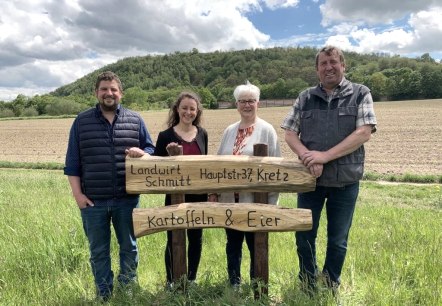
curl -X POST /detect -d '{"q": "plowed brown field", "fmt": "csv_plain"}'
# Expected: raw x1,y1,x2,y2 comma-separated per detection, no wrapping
1,99,441,175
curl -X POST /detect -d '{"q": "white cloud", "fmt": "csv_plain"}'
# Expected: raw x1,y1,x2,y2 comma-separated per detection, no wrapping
326,28,414,54
319,0,441,26
0,0,441,101
321,3,442,57
408,7,442,52
328,23,358,35
263,0,300,9
0,0,273,101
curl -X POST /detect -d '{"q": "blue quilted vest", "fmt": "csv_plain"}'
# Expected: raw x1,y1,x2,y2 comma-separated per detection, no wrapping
77,105,141,199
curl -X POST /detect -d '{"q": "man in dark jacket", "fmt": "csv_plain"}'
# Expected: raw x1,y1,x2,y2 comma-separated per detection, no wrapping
281,46,377,296
64,71,155,301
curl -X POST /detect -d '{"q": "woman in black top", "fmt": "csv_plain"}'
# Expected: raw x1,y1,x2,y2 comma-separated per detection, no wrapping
154,91,208,286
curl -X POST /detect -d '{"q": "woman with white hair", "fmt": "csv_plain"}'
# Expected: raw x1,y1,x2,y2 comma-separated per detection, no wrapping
210,81,281,287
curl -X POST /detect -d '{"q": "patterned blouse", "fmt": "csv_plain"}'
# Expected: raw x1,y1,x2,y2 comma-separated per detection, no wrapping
233,125,254,155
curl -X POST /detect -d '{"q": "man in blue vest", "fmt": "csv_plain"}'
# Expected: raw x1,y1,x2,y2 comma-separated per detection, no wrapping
281,46,377,296
64,71,155,301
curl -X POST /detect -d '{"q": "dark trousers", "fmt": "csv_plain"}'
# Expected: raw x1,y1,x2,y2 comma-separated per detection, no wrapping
165,229,202,283
296,182,359,287
225,228,255,285
164,193,206,283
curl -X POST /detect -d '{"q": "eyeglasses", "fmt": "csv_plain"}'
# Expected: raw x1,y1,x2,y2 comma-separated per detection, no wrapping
237,99,256,105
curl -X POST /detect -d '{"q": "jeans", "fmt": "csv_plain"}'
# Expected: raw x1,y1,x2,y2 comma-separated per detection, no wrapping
81,199,139,297
165,229,203,283
296,182,359,287
225,228,255,285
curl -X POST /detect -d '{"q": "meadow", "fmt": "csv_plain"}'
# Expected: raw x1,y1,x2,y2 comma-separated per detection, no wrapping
0,99,441,305
0,169,441,305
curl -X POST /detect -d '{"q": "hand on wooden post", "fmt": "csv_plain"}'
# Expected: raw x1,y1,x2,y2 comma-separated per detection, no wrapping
166,143,183,156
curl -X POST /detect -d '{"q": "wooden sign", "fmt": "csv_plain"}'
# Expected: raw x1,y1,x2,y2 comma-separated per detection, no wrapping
126,155,315,194
133,202,312,238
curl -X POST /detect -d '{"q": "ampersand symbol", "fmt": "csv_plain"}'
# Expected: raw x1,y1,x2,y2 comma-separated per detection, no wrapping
225,209,234,226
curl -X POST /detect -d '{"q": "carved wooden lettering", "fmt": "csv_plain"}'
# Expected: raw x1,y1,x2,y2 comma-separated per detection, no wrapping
126,155,315,194
133,202,312,238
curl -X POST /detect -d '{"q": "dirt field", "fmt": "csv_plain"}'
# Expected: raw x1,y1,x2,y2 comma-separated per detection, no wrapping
0,99,441,175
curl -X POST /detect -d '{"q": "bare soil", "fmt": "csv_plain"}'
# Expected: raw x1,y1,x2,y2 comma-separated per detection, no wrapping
1,99,441,175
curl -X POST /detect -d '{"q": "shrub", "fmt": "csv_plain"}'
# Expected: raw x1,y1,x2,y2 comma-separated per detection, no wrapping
0,109,15,118
45,100,84,116
21,107,39,117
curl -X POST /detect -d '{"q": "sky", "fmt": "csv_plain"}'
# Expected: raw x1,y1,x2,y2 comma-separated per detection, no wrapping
0,0,441,101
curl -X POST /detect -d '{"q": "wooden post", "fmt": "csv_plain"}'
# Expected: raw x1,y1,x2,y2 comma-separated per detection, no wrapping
168,146,187,285
126,149,316,294
253,143,269,299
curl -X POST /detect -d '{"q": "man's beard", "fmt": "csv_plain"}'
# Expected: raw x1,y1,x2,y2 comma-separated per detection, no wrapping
100,103,118,112
100,96,118,112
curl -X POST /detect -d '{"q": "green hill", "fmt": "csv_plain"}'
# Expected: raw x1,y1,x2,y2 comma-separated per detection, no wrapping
1,47,441,117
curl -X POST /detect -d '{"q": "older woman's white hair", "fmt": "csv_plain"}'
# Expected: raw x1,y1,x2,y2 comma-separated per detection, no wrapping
233,80,260,102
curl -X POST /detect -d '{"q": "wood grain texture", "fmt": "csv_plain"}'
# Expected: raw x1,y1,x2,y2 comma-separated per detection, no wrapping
126,155,316,194
133,203,312,238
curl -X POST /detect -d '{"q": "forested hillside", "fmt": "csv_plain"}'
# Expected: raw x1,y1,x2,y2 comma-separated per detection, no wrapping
1,47,441,118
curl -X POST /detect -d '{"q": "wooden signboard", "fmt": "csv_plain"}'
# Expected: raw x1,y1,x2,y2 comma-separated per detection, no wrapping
126,155,315,194
127,148,315,297
133,202,312,237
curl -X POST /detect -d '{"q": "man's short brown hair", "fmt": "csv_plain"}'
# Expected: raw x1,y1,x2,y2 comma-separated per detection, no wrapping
95,71,123,92
315,46,345,69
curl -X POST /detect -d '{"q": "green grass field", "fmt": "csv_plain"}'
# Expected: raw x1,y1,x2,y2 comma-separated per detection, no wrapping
0,169,441,305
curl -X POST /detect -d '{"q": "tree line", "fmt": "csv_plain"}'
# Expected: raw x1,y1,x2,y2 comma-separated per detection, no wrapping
1,47,441,118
